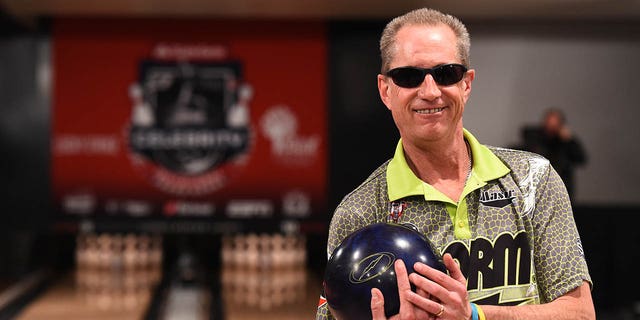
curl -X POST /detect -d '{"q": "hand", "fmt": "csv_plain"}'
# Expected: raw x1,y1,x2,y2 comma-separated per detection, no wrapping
406,254,472,319
371,259,434,320
559,125,572,141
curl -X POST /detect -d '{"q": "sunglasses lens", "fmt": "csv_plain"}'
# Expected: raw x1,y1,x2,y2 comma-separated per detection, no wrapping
387,64,467,88
433,64,467,86
388,68,426,88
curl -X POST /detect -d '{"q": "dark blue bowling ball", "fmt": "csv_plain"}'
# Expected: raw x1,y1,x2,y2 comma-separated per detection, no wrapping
323,223,446,320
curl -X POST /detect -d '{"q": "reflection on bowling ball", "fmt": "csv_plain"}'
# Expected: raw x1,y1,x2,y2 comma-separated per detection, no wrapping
323,223,447,320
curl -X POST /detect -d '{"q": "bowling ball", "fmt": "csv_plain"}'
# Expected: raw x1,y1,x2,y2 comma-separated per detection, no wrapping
323,223,446,320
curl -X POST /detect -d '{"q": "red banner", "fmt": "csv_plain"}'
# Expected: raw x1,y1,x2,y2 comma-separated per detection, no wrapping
52,18,327,220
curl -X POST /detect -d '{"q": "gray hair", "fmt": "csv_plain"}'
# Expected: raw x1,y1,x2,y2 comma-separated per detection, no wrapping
380,8,471,73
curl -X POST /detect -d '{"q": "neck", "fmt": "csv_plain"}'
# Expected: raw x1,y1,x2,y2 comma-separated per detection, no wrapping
402,129,471,190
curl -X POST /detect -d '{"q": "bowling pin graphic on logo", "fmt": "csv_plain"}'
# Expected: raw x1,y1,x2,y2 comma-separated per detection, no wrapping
127,45,254,196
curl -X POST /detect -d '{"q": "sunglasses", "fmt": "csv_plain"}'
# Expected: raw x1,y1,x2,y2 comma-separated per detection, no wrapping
385,64,468,88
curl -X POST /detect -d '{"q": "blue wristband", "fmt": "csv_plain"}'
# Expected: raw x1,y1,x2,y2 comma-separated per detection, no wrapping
470,303,479,320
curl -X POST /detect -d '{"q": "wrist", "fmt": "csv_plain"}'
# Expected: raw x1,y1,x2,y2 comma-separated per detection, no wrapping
470,303,479,320
476,304,486,320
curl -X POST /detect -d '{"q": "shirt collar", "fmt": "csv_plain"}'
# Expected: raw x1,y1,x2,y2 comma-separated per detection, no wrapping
386,129,510,202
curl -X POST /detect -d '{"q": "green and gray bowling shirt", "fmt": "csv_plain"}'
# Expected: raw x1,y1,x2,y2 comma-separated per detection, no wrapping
316,129,591,319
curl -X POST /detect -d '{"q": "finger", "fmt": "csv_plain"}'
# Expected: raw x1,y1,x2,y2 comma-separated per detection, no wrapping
413,288,433,319
412,255,471,319
413,258,465,292
394,260,416,318
407,292,443,319
404,290,444,317
409,268,464,307
371,288,387,320
411,263,452,292
395,259,411,294
443,253,467,285
416,287,430,299
397,260,435,319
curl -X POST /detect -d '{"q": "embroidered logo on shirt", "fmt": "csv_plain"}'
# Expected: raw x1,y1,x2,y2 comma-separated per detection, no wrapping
479,190,515,208
317,294,327,308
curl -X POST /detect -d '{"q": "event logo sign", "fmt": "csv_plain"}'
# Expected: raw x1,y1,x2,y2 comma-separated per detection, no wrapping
128,59,252,195
51,19,327,219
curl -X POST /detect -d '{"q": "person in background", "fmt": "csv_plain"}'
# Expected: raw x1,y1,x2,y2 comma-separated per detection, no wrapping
521,108,587,199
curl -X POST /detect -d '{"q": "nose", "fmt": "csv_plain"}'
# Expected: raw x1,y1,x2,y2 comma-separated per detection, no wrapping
417,74,441,100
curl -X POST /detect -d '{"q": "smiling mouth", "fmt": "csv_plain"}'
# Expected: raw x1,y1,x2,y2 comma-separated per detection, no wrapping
414,107,444,114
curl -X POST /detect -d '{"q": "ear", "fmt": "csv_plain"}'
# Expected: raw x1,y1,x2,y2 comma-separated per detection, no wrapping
461,69,475,103
377,74,393,111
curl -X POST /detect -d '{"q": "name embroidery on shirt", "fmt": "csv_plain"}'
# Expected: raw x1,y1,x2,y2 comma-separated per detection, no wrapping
479,190,515,208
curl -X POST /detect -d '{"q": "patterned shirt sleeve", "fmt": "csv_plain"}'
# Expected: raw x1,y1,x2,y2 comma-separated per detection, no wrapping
316,296,334,320
531,161,592,302
315,205,367,320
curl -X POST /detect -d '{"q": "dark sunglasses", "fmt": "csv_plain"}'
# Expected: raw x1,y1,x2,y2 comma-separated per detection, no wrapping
385,64,468,88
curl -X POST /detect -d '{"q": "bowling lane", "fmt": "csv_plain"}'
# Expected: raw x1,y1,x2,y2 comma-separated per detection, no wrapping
9,232,324,320
8,267,323,320
15,273,152,320
222,269,322,320
220,233,323,320
15,233,163,320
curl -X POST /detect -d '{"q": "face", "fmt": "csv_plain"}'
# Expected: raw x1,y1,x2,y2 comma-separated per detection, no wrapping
378,24,475,146
543,112,563,135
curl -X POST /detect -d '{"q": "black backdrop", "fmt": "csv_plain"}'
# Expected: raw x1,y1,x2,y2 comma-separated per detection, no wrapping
328,20,398,209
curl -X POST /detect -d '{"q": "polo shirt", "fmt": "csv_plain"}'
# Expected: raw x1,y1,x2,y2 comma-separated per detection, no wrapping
316,129,591,320
387,129,510,240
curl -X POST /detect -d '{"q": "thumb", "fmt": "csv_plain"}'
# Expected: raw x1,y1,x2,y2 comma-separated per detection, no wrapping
371,288,387,320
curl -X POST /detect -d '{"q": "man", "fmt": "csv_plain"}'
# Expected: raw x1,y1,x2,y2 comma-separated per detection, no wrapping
316,8,594,320
521,109,588,200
